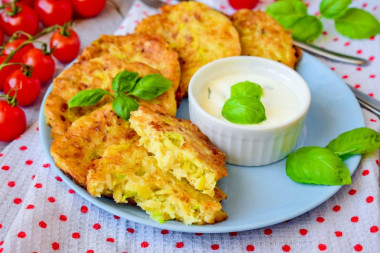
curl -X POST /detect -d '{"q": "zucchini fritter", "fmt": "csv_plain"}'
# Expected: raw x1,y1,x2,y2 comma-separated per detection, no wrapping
50,103,136,187
231,9,300,69
87,142,227,225
135,1,241,100
129,105,228,197
44,57,176,138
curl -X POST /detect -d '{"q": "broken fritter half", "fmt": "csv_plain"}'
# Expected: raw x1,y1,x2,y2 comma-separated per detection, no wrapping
50,103,136,187
129,105,228,197
231,9,301,69
135,1,241,100
44,57,176,138
87,141,227,225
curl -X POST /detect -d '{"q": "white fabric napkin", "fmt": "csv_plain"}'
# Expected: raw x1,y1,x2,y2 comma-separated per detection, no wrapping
1,0,379,252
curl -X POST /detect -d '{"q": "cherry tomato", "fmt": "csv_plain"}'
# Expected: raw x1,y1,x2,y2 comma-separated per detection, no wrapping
0,100,26,142
3,39,35,62
1,0,35,7
0,55,18,91
34,0,73,27
228,0,259,10
0,28,3,45
0,3,39,36
3,69,41,106
71,0,106,18
50,28,80,63
22,48,55,83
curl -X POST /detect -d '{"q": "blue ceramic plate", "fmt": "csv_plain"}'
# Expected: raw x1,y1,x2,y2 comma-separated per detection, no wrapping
39,53,365,233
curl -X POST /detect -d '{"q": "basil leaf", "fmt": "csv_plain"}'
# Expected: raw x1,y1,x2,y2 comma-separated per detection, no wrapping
68,89,108,108
266,0,307,29
112,70,139,93
320,0,352,19
222,97,266,124
231,81,263,99
129,74,172,100
286,146,351,185
112,96,139,121
326,127,380,157
335,8,380,39
291,15,323,42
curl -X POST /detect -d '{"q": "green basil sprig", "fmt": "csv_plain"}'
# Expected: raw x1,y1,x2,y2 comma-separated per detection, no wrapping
68,70,172,121
221,81,266,124
286,127,380,186
266,0,380,42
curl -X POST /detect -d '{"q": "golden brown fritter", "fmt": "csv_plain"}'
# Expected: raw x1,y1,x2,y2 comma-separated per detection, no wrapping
78,34,181,93
44,57,176,138
129,105,228,197
87,142,227,225
231,9,300,69
135,1,241,100
50,103,136,187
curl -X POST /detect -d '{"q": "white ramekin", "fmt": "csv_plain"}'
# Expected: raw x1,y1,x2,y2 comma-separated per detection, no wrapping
188,56,311,166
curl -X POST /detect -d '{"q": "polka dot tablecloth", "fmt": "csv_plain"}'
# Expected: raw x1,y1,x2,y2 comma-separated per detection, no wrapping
1,0,380,252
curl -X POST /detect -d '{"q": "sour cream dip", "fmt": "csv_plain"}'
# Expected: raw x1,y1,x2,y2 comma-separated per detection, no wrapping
199,73,299,127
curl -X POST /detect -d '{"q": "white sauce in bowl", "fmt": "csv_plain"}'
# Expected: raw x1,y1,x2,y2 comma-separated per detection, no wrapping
199,73,299,127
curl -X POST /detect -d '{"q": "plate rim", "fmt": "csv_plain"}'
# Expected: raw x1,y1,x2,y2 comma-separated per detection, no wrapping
38,52,365,233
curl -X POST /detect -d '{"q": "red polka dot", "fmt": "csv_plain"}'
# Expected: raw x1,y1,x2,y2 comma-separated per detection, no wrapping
0,153,3,157
68,189,75,194
318,244,327,251
211,244,219,250
330,67,335,71
316,217,325,223
282,245,291,252
370,118,377,122
34,183,43,188
246,245,255,251
332,205,341,212
141,241,149,248
195,233,203,236
299,229,308,236
25,160,33,165
72,232,80,239
351,216,359,223
264,228,272,235
0,240,2,244
59,215,67,221
369,74,376,78
344,42,350,46
370,226,379,233
81,205,88,213
161,229,169,235
353,244,363,251
229,232,238,236
17,231,26,238
370,36,375,40
356,67,362,71
333,37,339,42
342,75,348,79
47,197,55,203
354,84,361,89
369,56,375,61
106,238,115,243
8,181,15,187
86,250,94,253
0,224,2,229
26,204,34,209
42,163,50,168
19,146,27,151
335,231,343,237
93,223,101,230
348,189,357,195
176,242,184,248
1,165,10,171
31,175,35,180
14,198,22,204
366,196,374,203
356,50,362,54
39,221,47,228
52,242,60,250
113,215,120,220
362,170,369,176
362,3,367,7
55,176,62,182
369,93,374,97
376,160,379,166
322,31,327,35
127,228,135,233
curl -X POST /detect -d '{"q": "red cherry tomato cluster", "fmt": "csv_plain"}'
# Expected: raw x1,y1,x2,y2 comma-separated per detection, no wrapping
0,0,105,142
228,0,259,10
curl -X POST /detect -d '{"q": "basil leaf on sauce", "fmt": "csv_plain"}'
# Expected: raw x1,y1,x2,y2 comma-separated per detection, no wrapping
231,81,263,99
222,96,266,124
